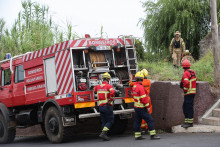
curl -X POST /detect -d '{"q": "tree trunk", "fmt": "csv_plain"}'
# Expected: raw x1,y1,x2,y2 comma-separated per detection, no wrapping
210,0,220,87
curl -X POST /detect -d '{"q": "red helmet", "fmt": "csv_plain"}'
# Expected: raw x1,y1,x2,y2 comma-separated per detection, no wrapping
182,59,191,68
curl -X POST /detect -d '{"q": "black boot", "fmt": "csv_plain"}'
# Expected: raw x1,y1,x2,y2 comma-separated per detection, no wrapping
188,123,193,127
181,123,187,127
141,128,148,135
99,131,110,141
182,123,193,129
150,135,160,140
135,136,145,140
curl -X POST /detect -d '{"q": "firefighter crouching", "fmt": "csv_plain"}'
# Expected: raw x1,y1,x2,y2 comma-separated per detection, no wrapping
132,71,160,140
180,59,197,128
94,72,115,141
129,69,153,134
181,50,195,63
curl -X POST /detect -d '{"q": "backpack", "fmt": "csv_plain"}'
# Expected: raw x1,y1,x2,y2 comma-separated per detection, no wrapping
180,69,196,89
187,70,196,80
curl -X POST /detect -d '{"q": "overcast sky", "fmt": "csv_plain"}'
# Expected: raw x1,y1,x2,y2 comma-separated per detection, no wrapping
0,0,146,38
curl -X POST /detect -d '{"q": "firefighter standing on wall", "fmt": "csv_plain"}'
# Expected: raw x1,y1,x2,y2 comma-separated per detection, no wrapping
94,72,115,141
169,31,186,68
180,59,197,128
132,71,160,140
129,69,152,134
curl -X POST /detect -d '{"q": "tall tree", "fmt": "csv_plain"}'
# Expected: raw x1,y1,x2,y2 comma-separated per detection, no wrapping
135,39,145,61
140,0,220,60
210,0,220,87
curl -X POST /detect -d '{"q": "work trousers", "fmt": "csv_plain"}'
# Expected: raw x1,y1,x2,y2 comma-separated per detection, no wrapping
134,107,155,132
172,48,182,66
99,104,114,130
182,94,195,123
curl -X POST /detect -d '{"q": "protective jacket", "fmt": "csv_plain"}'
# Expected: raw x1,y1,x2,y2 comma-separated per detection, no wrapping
129,79,151,94
181,69,197,95
132,82,150,108
94,81,115,106
129,79,152,113
169,37,186,53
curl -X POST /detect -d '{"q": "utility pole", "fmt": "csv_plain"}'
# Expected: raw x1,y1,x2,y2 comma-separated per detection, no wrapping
210,0,220,87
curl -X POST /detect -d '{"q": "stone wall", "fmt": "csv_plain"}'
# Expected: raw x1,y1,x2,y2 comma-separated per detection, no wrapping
16,81,218,136
199,26,220,57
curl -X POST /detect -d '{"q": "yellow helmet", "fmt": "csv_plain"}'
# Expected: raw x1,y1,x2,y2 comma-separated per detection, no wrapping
135,71,144,79
141,69,148,78
102,72,111,79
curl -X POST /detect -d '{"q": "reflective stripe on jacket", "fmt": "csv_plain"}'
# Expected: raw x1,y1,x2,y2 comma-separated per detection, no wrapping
129,79,152,111
94,81,115,106
129,79,151,94
132,82,149,108
181,69,197,95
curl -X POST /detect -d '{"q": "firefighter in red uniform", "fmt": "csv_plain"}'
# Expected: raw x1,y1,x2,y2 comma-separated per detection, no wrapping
132,71,160,140
94,72,115,141
129,69,152,134
180,59,197,128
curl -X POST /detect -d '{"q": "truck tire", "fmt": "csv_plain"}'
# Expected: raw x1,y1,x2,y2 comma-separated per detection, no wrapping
44,107,64,143
0,113,16,144
40,123,47,136
109,115,128,135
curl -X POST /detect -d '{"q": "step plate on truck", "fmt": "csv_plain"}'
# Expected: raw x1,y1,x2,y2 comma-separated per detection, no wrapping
78,108,134,119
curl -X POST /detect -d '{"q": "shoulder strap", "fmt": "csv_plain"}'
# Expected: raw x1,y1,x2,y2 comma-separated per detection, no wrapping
187,70,196,80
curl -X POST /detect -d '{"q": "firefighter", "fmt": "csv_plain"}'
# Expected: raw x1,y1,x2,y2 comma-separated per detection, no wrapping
94,72,115,141
169,31,186,68
181,50,195,63
129,69,152,134
180,59,197,128
132,71,160,140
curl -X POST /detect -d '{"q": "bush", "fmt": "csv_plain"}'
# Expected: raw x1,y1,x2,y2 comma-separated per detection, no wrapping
139,50,214,85
139,61,183,81
191,50,214,85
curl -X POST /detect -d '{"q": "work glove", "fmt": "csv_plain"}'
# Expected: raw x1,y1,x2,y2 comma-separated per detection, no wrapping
145,103,150,112
147,107,151,112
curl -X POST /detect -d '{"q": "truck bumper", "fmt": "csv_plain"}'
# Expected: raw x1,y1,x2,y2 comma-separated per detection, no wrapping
78,108,134,119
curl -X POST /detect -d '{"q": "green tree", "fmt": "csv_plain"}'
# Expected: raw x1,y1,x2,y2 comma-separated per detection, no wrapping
135,39,145,61
140,0,220,60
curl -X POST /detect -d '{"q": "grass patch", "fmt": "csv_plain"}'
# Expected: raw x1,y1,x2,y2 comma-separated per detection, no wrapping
138,50,214,85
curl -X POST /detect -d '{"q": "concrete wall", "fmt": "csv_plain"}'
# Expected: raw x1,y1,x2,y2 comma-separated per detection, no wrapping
150,81,217,130
16,81,218,136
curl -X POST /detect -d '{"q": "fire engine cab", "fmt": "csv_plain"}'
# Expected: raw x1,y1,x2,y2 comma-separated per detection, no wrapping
0,35,137,143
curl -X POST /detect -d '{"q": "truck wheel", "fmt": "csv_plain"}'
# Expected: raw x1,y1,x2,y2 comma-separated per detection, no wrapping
0,113,16,144
44,107,64,143
40,123,47,136
109,115,128,135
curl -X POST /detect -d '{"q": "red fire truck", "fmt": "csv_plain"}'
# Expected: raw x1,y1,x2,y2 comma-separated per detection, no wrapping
0,35,137,143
